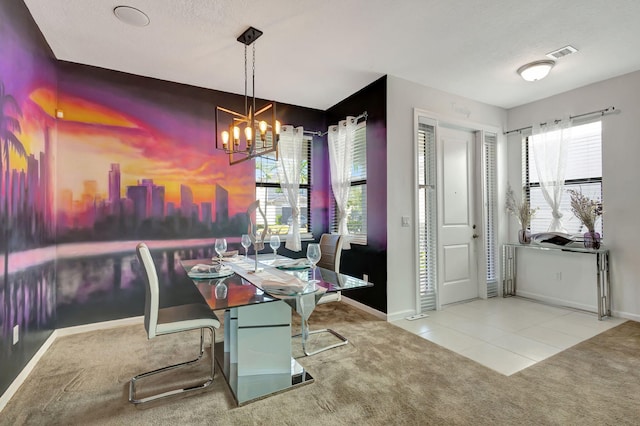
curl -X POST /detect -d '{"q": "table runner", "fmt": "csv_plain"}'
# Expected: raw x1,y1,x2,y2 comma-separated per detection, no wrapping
225,256,327,298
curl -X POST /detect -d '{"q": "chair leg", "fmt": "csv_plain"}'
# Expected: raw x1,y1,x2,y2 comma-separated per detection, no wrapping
293,326,348,357
129,327,216,404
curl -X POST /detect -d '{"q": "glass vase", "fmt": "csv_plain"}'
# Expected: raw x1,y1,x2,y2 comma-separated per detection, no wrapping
584,231,601,249
518,229,531,245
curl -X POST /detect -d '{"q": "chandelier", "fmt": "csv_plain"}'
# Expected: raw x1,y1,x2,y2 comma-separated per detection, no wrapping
215,27,280,165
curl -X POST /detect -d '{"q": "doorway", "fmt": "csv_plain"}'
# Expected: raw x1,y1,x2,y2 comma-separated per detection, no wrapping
437,125,478,305
416,113,497,312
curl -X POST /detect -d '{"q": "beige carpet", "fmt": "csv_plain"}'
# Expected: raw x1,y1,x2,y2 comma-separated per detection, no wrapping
1,302,639,425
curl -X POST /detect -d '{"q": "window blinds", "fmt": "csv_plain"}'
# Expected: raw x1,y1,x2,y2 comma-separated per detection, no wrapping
255,137,312,234
330,122,367,243
526,121,602,234
483,132,498,297
417,121,437,312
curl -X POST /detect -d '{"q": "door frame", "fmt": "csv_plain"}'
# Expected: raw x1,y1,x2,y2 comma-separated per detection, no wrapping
413,108,500,311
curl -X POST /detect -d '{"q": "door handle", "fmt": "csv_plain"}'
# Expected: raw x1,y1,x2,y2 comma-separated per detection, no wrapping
472,234,479,239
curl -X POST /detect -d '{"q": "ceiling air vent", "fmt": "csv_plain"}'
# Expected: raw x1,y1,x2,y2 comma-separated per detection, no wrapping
546,45,578,60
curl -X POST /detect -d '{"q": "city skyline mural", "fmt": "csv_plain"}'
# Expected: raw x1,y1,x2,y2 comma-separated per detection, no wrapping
45,70,257,241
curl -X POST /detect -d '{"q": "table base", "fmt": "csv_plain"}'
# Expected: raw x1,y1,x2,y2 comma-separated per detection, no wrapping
214,342,314,405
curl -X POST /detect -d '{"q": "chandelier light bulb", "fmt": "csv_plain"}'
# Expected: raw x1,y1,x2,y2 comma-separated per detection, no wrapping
233,126,240,141
221,131,229,148
245,126,253,146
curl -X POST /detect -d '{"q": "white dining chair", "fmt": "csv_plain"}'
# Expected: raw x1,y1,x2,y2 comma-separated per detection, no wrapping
129,242,220,404
298,234,348,356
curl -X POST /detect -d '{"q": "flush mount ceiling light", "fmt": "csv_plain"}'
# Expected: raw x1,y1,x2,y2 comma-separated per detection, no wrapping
215,26,280,165
517,60,555,82
113,6,150,27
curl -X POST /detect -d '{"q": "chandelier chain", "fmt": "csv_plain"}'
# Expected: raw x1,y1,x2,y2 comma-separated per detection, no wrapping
252,43,256,132
244,44,248,116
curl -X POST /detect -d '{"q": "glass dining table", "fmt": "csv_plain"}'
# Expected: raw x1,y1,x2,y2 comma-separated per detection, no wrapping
179,255,373,405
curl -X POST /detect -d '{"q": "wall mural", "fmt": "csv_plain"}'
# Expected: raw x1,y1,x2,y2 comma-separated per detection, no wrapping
54,63,264,327
0,0,58,396
0,0,329,398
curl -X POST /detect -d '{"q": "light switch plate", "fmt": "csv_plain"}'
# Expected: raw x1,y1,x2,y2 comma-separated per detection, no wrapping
401,216,410,227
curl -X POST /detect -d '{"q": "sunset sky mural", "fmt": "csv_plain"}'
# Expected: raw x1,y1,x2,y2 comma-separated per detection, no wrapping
47,78,256,218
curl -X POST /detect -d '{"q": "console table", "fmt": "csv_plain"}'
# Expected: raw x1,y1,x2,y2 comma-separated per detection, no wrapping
502,243,611,320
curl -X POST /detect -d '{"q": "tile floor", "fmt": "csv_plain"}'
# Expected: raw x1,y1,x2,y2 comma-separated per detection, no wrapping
391,296,625,376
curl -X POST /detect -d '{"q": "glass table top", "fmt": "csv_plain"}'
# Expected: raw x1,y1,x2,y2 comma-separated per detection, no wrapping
180,257,373,311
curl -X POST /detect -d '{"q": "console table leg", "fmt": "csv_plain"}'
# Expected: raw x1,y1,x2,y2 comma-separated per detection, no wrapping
596,252,612,320
502,245,516,297
596,252,610,320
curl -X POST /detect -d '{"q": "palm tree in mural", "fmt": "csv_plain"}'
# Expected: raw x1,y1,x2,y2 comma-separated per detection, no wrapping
0,80,26,331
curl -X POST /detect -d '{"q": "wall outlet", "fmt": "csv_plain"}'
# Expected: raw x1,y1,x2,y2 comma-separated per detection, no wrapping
13,325,19,345
363,274,368,282
556,272,562,281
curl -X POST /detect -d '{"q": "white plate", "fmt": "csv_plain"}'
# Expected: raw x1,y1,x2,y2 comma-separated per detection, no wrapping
187,269,234,279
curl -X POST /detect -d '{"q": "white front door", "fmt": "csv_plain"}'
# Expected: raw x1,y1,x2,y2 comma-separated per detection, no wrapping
437,125,478,305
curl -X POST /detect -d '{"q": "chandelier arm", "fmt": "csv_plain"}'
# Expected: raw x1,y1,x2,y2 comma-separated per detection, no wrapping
254,104,273,116
217,106,249,119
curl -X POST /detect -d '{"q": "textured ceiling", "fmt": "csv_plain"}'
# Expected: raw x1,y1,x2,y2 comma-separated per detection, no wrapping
22,0,640,110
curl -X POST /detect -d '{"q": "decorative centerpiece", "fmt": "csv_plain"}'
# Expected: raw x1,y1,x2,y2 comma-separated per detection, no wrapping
567,189,603,249
505,185,537,244
246,200,269,272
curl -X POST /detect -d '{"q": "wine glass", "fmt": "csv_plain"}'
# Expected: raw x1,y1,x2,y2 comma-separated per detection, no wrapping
241,234,252,259
306,243,321,283
214,238,227,262
270,235,281,261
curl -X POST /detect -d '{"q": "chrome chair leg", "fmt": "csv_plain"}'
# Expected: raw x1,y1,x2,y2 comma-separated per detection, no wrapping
293,325,348,357
129,327,216,404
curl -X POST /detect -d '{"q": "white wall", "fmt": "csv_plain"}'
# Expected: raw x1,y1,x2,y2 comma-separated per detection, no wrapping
386,76,508,320
507,70,640,321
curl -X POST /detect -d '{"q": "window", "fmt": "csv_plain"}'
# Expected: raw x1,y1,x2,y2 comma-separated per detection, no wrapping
483,132,498,297
524,121,602,235
330,121,367,244
255,137,311,236
417,119,436,311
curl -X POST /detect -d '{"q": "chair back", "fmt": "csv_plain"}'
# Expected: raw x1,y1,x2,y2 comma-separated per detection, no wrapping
316,234,343,272
136,242,159,338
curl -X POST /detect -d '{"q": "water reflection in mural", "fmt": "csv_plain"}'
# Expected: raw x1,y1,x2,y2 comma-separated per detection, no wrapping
0,241,220,374
55,242,220,327
0,263,56,345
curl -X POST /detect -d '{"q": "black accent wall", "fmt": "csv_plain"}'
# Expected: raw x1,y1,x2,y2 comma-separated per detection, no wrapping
326,76,388,313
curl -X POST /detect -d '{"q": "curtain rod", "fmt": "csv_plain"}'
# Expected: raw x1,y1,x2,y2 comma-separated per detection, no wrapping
503,106,616,135
317,111,369,137
299,111,369,137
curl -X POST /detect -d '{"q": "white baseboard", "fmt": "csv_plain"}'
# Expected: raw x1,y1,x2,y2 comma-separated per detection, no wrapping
55,316,144,337
386,309,416,322
612,310,640,322
341,296,387,320
0,330,57,412
515,290,598,314
0,316,144,413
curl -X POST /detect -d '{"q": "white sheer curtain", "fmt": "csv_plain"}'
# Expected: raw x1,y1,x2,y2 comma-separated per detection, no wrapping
276,125,304,251
531,119,572,232
328,116,356,247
